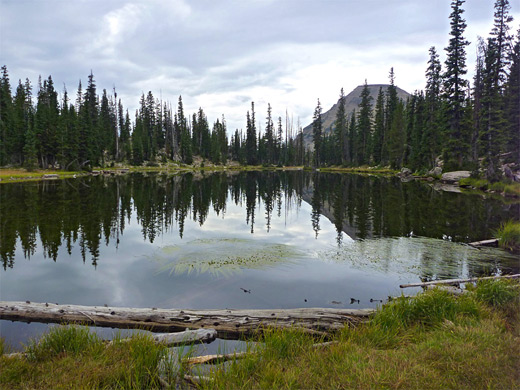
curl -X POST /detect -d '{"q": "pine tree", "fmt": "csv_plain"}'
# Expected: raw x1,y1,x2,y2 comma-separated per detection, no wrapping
265,103,274,164
18,78,35,168
387,100,406,169
347,110,356,165
443,0,470,170
0,66,14,165
312,99,322,167
372,87,385,165
34,75,59,168
245,102,257,165
356,80,373,165
384,68,398,165
470,38,485,169
334,88,347,165
504,29,520,164
424,46,443,168
480,0,514,180
12,80,30,165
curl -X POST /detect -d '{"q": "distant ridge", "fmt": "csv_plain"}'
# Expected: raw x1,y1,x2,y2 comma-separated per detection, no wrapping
302,84,411,146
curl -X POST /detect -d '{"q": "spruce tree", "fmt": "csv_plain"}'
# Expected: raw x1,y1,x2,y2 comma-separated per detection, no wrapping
334,88,347,165
347,110,356,165
480,0,514,180
372,87,385,165
245,102,257,165
12,80,29,165
387,100,406,169
424,46,443,168
0,66,13,165
356,81,373,166
312,98,322,167
443,0,470,170
384,68,398,165
265,103,274,164
505,29,520,163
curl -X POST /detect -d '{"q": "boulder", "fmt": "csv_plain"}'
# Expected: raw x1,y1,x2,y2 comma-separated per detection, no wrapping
396,167,414,182
441,171,471,184
428,167,442,177
400,167,412,176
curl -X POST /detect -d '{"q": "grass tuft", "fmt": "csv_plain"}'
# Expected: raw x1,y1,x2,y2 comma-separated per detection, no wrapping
26,325,104,361
472,279,520,307
1,283,519,389
494,220,520,250
1,326,174,389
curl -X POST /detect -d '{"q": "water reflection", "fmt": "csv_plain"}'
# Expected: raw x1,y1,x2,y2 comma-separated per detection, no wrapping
1,171,518,270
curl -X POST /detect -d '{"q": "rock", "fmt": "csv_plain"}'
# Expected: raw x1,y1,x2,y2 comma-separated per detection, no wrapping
441,171,471,184
503,165,516,181
400,167,412,176
396,168,414,182
435,156,444,168
431,182,462,193
42,174,59,179
428,167,442,176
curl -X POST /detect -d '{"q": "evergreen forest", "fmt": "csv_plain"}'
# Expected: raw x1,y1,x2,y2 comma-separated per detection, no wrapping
0,0,518,181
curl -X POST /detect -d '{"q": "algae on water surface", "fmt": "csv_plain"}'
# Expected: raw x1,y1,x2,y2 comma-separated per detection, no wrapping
151,238,303,276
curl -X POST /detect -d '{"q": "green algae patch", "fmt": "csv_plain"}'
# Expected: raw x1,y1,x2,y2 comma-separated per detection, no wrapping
321,236,520,278
151,238,303,276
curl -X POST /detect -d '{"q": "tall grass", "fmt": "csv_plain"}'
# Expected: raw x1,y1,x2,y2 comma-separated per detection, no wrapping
26,325,104,361
1,326,175,389
204,282,520,389
494,220,520,250
472,278,520,307
1,283,519,389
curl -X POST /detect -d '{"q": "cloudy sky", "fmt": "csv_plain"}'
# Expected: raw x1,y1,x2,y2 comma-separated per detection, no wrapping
1,0,519,133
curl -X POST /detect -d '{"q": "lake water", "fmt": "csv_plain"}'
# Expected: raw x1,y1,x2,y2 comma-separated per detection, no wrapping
1,171,519,351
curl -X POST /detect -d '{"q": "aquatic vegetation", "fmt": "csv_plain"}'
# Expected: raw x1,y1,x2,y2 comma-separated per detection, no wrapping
321,236,519,278
151,238,303,276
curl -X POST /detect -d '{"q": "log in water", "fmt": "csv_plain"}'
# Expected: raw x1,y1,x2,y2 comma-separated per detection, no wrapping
0,301,374,339
399,274,520,288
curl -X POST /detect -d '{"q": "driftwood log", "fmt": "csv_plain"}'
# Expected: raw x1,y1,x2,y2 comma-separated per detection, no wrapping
0,301,374,339
467,239,499,247
400,274,520,288
107,328,217,347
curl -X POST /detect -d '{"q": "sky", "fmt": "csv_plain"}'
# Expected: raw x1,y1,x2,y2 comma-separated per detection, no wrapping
1,0,519,134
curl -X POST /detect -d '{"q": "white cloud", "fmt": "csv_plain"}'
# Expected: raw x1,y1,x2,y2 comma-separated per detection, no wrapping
1,0,519,134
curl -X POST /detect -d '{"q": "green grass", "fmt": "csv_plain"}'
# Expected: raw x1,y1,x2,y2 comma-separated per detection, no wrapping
459,177,520,197
204,283,520,390
0,168,82,184
1,283,519,389
0,326,175,389
494,220,520,250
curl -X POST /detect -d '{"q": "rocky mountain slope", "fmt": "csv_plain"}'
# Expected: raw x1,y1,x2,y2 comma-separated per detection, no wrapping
302,84,411,146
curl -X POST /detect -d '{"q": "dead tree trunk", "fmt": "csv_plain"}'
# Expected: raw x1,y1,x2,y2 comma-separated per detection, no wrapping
0,301,374,339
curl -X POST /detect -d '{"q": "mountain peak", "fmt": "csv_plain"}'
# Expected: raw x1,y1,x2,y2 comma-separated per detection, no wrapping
302,84,411,144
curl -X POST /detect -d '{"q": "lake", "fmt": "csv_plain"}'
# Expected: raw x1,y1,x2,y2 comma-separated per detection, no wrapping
1,171,518,351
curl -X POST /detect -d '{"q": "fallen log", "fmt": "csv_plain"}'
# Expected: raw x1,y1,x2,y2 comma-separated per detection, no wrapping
186,351,248,366
185,341,339,366
0,301,374,339
400,274,520,288
467,239,498,247
110,328,217,347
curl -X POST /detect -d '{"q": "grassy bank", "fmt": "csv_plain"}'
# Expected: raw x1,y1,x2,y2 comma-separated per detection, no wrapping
495,220,520,251
0,168,83,184
1,280,519,389
459,177,520,197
